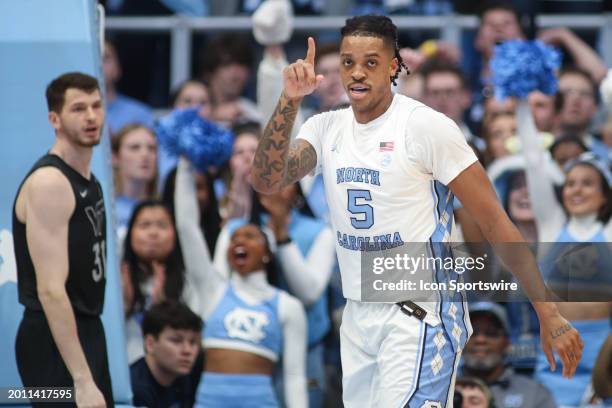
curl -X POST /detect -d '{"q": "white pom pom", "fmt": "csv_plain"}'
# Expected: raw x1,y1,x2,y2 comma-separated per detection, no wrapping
252,0,294,46
600,68,612,108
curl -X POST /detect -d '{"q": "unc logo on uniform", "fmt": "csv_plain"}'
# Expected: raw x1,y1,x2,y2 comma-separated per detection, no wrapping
419,400,441,408
224,307,270,343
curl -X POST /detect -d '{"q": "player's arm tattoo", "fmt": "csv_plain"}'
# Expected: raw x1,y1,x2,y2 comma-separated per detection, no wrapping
252,94,317,193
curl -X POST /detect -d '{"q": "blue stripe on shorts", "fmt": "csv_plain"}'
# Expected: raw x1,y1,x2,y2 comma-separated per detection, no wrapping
404,324,457,408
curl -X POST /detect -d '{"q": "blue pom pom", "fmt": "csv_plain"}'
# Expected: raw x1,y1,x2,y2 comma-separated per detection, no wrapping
156,108,234,172
490,40,562,100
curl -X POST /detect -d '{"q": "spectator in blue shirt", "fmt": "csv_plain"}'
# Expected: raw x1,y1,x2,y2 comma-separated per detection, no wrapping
103,40,154,135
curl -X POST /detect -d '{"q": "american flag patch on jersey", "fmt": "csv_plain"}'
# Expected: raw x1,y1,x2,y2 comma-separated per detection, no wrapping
379,141,394,152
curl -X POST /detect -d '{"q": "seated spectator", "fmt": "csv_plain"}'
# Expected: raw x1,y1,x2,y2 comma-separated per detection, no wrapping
555,67,610,161
162,165,221,256
309,43,348,115
455,377,494,408
103,40,154,135
473,0,526,65
130,300,203,408
121,200,185,363
481,96,517,138
462,302,557,408
112,124,158,241
528,91,557,134
174,157,308,407
218,122,261,221
549,134,588,168
467,1,525,125
158,80,216,188
421,58,484,150
170,79,212,113
200,35,261,127
482,111,516,163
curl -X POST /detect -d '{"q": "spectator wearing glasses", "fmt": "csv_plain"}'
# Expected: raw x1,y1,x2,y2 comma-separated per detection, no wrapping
422,59,485,151
462,302,557,408
556,67,610,161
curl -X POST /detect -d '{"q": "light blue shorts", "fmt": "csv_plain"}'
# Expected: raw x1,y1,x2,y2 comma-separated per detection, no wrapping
195,372,279,408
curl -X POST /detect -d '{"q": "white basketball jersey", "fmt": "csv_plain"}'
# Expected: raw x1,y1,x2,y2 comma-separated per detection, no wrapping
297,94,477,320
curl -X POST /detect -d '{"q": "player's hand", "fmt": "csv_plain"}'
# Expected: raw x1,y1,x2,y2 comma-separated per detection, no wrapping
74,378,106,408
539,312,584,378
283,37,324,100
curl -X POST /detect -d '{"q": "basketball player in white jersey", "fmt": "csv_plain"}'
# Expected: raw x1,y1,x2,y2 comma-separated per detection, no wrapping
252,15,583,407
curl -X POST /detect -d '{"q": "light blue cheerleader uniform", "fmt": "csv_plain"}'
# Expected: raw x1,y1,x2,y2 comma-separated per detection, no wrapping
174,158,308,408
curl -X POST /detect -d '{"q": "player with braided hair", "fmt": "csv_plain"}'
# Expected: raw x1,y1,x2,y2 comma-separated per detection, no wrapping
340,15,409,86
253,14,582,407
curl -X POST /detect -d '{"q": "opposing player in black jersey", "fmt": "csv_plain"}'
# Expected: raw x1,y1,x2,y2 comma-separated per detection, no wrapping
13,72,111,408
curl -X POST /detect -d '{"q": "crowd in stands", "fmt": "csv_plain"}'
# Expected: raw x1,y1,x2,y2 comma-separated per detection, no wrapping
101,0,612,406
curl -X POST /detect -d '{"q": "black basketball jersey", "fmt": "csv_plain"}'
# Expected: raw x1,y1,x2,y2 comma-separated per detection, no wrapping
12,154,107,316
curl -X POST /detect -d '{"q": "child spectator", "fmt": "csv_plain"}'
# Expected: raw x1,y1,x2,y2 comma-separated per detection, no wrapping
121,200,185,363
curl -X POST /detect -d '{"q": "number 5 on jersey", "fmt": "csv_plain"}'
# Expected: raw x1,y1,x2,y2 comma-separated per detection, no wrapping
347,189,374,229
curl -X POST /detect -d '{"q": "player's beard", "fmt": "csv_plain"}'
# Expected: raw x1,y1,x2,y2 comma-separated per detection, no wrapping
63,126,101,148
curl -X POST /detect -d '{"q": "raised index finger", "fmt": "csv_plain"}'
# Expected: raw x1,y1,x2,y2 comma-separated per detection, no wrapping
305,36,316,64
